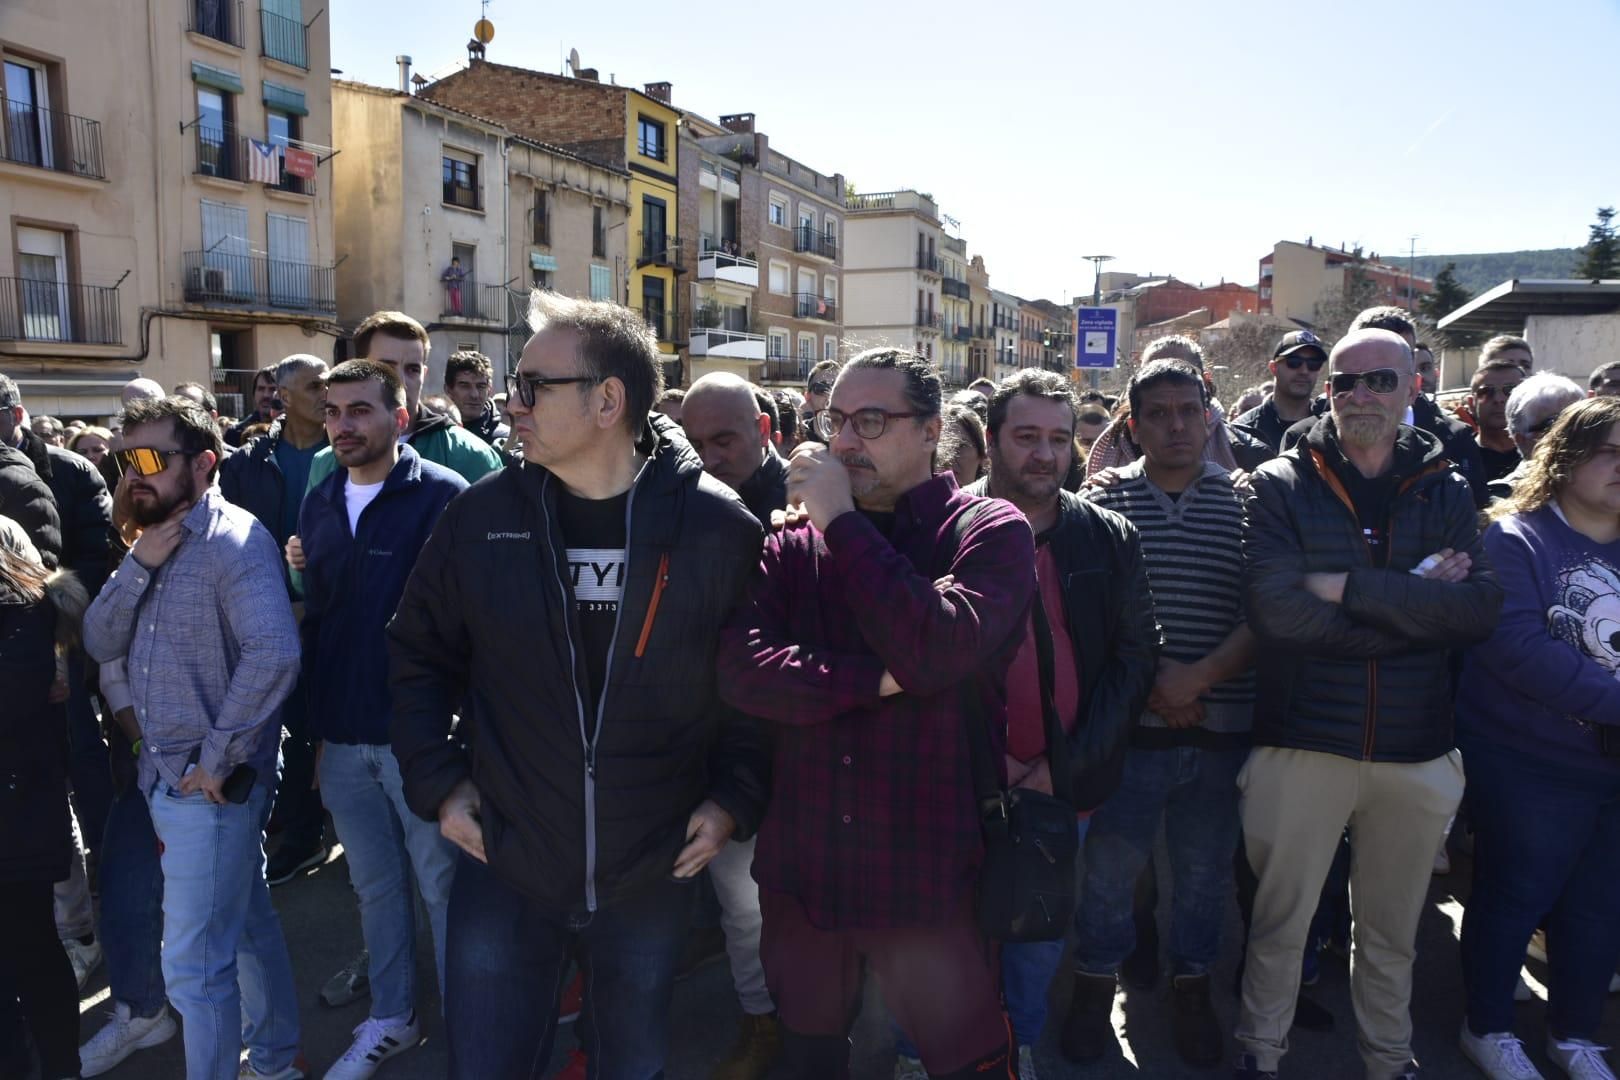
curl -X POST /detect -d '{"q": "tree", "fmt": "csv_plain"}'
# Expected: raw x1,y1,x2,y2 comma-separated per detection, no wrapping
1576,206,1619,280
1202,319,1286,397
1418,262,1478,348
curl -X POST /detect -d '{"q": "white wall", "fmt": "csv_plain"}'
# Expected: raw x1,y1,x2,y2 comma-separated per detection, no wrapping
1525,313,1620,381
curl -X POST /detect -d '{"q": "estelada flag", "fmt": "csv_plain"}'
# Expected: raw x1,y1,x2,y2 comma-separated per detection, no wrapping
283,146,317,180
246,139,281,184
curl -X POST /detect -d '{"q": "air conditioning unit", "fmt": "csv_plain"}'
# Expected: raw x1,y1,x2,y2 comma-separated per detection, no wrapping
187,266,234,298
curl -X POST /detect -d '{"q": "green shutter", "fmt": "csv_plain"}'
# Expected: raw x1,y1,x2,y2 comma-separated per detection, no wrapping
590,265,612,301
262,81,308,117
190,62,244,95
530,253,559,271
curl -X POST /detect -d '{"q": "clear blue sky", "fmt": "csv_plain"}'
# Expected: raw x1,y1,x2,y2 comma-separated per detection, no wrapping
331,0,1618,301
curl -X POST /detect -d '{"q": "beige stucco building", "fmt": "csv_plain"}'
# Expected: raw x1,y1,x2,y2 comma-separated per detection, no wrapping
843,190,944,367
1,0,335,420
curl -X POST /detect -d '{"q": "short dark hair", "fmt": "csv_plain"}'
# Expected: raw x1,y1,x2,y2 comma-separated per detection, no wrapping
121,396,224,481
527,291,663,434
838,348,941,422
0,373,20,409
752,388,780,436
353,310,430,361
444,350,494,388
1349,306,1418,341
770,388,801,442
172,381,218,413
1480,334,1533,368
252,365,278,388
1591,360,1620,389
325,360,406,409
807,359,841,391
949,388,989,427
986,368,1078,439
1140,334,1205,369
658,388,686,404
1471,359,1526,389
1128,358,1208,417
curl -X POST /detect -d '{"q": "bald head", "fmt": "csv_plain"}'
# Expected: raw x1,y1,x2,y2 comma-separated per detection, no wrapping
1329,328,1417,452
121,378,165,406
681,373,768,491
1329,328,1414,374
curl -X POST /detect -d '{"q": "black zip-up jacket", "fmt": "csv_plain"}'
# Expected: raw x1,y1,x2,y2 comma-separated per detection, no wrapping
17,429,114,593
1243,416,1503,763
736,449,789,528
0,443,61,569
388,422,769,913
1280,395,1489,508
968,483,1163,810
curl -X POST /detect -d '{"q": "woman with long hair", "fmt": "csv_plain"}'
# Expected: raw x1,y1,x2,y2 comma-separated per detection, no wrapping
1456,396,1620,1080
0,516,86,1079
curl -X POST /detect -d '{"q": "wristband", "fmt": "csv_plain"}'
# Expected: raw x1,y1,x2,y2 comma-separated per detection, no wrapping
130,738,142,758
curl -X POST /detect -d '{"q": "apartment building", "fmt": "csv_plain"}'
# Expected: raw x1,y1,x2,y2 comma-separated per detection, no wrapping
989,287,1022,379
938,234,972,385
1,0,334,419
677,112,845,386
1259,238,1432,325
843,189,944,370
967,255,994,384
1020,298,1072,374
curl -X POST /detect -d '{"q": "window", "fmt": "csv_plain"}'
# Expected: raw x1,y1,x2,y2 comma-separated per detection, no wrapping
797,333,816,362
641,277,667,340
823,336,837,363
265,108,302,190
823,216,838,243
797,268,816,297
533,268,552,290
823,276,838,303
768,260,789,295
768,194,788,228
797,205,814,232
4,58,55,170
210,328,251,377
442,150,479,210
16,226,72,341
589,264,613,302
641,196,669,261
592,206,606,258
767,329,789,359
261,0,307,69
196,86,237,179
266,212,310,307
636,115,666,161
533,189,549,246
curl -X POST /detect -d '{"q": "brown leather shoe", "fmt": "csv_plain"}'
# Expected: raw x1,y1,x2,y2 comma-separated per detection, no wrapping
712,1013,782,1080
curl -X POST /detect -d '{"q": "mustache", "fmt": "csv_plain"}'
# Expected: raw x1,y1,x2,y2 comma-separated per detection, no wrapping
839,454,874,469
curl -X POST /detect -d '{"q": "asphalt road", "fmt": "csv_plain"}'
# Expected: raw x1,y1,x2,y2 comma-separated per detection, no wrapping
75,833,1617,1079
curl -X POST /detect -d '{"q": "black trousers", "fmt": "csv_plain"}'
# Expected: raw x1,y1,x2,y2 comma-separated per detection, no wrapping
0,878,81,1078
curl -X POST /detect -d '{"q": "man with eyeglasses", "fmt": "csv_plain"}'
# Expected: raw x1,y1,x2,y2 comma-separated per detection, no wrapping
1232,329,1503,1080
716,349,1036,1080
387,293,768,1079
802,359,840,431
83,395,308,1080
1234,331,1328,455
1470,360,1527,485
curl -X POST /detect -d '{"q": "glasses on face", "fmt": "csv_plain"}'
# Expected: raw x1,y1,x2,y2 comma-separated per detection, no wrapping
113,447,191,477
814,407,925,441
1472,382,1523,401
504,371,598,409
1329,368,1403,397
808,382,833,396
1282,353,1327,371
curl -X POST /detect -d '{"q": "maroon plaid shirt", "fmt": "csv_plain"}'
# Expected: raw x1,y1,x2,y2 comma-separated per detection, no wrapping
717,475,1036,930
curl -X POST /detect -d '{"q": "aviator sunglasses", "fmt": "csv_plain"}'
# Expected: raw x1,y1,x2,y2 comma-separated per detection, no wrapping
1329,369,1402,396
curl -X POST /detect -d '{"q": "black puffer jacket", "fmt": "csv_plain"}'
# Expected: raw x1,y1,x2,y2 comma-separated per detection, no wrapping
218,417,307,549
0,444,61,570
389,421,770,914
17,429,115,593
1243,417,1503,763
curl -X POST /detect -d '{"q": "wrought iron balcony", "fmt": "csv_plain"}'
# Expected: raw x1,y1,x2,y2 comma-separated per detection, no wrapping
794,293,837,322
182,251,336,315
0,276,122,345
941,276,969,299
636,306,685,343
261,8,309,69
951,325,971,342
792,225,838,261
915,309,942,330
194,122,314,194
639,233,682,268
764,352,811,384
442,179,481,211
189,0,244,46
1,99,105,180
441,279,510,323
916,252,941,275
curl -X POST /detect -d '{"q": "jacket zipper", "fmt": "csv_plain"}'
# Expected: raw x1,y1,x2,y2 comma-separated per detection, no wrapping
1310,451,1380,760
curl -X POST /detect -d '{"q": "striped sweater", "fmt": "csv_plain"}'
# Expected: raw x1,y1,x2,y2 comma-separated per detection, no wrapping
1084,460,1254,746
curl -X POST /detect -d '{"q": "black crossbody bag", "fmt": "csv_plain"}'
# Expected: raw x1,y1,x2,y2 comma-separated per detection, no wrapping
952,507,1079,942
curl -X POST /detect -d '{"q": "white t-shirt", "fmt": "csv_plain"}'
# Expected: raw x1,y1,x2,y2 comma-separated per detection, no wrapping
345,478,386,535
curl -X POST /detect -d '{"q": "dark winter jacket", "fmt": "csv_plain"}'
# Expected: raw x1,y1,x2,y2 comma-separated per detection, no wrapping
218,416,322,549
388,421,770,914
299,446,467,746
17,429,115,593
0,444,61,570
1235,397,1312,456
1243,416,1503,763
1280,395,1488,508
736,449,789,528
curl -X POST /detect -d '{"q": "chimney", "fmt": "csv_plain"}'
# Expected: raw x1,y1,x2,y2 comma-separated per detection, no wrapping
644,81,672,104
396,55,412,93
720,113,755,134
576,67,599,82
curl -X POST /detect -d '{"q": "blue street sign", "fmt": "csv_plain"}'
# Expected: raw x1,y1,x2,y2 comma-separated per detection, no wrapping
1075,307,1117,369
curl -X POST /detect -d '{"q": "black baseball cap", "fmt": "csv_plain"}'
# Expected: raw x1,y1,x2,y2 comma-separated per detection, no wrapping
1274,330,1327,361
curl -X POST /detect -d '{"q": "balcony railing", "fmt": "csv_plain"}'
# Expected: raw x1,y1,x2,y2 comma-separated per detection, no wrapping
182,251,335,314
193,122,314,194
443,180,481,211
260,8,309,69
916,309,942,330
189,0,243,46
0,277,122,345
951,325,972,342
697,247,758,288
441,279,510,323
972,325,991,340
1,99,106,180
794,293,837,322
639,233,682,267
636,306,685,343
792,225,838,261
916,252,941,274
941,276,969,299
764,352,811,384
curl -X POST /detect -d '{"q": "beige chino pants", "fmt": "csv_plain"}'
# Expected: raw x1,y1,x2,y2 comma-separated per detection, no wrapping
1234,746,1464,1077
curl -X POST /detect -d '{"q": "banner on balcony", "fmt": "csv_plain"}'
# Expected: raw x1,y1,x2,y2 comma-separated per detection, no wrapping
283,146,317,180
247,139,282,184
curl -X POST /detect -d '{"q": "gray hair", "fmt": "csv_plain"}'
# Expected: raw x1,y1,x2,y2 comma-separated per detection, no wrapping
1506,372,1585,438
527,291,664,434
275,354,328,388
1140,334,1204,369
0,373,19,410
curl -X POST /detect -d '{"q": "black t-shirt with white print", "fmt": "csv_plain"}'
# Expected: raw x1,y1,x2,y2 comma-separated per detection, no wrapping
556,489,629,708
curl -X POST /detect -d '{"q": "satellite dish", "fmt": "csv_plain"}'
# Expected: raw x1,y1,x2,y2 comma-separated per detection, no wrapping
568,48,581,74
474,18,495,44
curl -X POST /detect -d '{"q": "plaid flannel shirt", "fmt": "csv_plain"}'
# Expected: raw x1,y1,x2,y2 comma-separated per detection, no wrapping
717,475,1035,930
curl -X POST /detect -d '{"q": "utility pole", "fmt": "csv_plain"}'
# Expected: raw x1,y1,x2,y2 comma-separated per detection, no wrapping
1082,253,1114,389
1407,235,1419,312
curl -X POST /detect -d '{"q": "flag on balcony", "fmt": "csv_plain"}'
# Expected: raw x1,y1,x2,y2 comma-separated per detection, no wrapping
283,146,316,180
247,139,281,184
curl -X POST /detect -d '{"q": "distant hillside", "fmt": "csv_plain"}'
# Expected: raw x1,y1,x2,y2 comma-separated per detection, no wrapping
1412,249,1580,295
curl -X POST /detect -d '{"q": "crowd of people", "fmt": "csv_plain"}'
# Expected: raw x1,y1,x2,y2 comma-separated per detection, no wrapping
0,295,1617,1080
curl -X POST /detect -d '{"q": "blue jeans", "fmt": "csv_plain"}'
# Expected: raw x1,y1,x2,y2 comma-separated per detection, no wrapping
1461,738,1620,1039
99,786,167,1018
1074,745,1246,977
318,741,456,1018
147,781,301,1080
445,855,696,1079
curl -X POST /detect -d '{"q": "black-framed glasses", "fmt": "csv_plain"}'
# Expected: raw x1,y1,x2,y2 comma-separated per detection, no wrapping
814,407,925,441
113,447,191,477
1472,382,1524,401
1282,353,1327,371
504,371,597,408
1329,368,1402,397
808,381,833,396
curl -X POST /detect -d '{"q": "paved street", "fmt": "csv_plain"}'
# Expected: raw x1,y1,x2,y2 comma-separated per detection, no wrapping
79,834,1617,1079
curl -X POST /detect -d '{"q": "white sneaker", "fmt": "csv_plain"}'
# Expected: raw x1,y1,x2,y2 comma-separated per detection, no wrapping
893,1054,927,1080
323,1013,420,1080
80,1002,177,1077
64,937,103,990
1547,1037,1618,1080
1459,1026,1545,1079
1018,1043,1040,1080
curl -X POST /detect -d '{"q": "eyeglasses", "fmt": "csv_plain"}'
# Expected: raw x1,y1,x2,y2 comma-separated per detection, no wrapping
1472,382,1523,401
504,371,598,408
113,447,191,477
1281,353,1327,371
808,382,833,396
1329,368,1403,396
814,407,925,441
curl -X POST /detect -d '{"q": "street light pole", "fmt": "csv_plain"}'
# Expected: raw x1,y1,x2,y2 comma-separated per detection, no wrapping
1082,253,1114,389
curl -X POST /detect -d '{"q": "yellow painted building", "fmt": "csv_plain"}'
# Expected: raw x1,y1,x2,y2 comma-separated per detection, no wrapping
623,87,682,365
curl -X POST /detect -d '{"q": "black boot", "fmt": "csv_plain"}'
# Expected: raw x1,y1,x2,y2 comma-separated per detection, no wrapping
1171,973,1224,1068
1060,971,1118,1063
1123,863,1161,990
777,1028,849,1080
